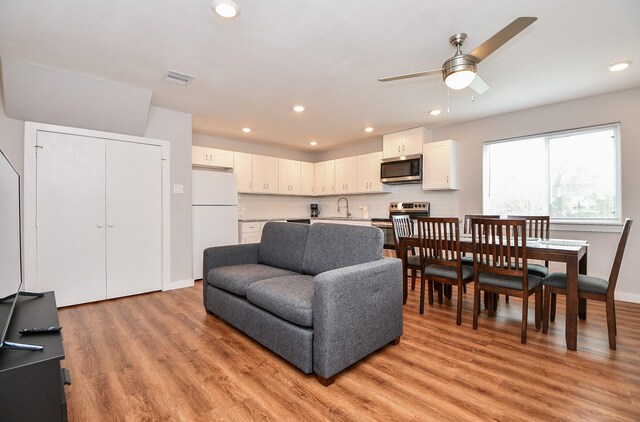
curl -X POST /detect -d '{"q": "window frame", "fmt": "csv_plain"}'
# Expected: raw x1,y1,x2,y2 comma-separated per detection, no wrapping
482,123,622,225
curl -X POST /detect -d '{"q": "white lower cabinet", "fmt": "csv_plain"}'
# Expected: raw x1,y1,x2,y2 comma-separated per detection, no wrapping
239,220,286,243
34,131,163,307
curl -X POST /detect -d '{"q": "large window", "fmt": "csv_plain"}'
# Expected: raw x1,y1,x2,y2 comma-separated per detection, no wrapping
483,124,620,222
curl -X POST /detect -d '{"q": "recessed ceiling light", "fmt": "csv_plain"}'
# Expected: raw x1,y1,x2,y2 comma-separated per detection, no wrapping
429,109,441,116
309,141,318,146
608,61,631,72
242,127,251,133
211,0,240,18
293,105,305,113
364,127,374,133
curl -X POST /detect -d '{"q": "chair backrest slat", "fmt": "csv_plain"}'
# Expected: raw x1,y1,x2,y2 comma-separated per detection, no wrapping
417,217,461,270
507,215,550,240
463,214,500,234
391,215,413,257
607,218,633,294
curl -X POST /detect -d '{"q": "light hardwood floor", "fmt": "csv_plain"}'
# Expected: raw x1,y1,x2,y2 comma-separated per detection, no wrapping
59,281,640,421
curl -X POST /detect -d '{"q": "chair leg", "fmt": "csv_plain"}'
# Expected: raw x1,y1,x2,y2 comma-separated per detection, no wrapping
505,295,509,303
444,284,452,301
411,269,416,291
534,289,542,330
521,292,529,344
483,291,489,310
493,293,498,312
606,297,616,350
550,293,557,322
419,273,426,314
463,284,467,294
613,303,617,336
487,292,494,318
542,286,551,334
473,283,480,330
578,297,587,321
456,283,463,326
427,278,434,306
437,283,443,305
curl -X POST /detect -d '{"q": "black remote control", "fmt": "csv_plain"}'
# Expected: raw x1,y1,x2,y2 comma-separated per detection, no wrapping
19,326,62,335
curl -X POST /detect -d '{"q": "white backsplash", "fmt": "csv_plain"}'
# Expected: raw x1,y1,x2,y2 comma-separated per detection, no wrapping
238,183,459,220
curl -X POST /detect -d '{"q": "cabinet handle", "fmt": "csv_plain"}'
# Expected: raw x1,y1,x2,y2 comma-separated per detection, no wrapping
446,176,449,183
267,184,269,190
97,224,104,228
402,144,405,151
108,224,115,228
250,182,252,189
398,145,400,152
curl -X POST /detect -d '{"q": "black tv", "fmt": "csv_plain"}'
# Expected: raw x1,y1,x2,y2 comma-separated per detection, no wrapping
0,147,42,351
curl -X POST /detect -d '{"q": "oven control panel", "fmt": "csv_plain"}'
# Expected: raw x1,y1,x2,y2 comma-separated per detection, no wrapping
389,202,430,211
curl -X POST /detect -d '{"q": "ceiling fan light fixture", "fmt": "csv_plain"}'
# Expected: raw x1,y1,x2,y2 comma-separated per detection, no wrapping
443,55,477,90
212,0,240,18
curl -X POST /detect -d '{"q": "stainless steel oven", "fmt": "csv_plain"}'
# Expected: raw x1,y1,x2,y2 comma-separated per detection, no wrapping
371,202,430,250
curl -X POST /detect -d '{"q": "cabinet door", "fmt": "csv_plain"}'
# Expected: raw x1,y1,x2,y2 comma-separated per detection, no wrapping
208,148,234,168
264,156,279,193
358,152,382,192
382,132,402,159
288,160,301,195
278,158,291,194
402,127,426,156
324,160,336,194
192,146,209,166
314,162,325,194
252,155,267,192
300,162,315,195
335,158,346,192
106,141,163,299
423,140,458,190
234,152,253,193
35,132,107,307
344,156,358,193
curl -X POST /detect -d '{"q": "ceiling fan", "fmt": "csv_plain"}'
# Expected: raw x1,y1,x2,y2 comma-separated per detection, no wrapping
378,17,537,94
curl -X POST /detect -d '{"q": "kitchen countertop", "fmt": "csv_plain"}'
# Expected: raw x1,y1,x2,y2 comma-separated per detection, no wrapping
239,217,372,222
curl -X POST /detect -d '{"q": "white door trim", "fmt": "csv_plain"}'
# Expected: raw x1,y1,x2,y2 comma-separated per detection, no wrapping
23,121,172,295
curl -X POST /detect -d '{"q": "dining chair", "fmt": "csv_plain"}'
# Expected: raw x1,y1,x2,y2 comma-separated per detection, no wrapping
416,217,473,325
462,214,500,303
471,218,542,344
392,215,420,291
507,215,551,278
542,218,633,349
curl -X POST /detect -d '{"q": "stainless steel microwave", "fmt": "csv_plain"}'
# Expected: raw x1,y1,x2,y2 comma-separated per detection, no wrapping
380,155,422,184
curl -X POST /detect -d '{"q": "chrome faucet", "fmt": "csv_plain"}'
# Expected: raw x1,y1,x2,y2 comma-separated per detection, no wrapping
337,197,351,217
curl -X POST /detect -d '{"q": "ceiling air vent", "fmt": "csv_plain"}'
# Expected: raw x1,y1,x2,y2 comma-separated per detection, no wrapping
163,70,195,86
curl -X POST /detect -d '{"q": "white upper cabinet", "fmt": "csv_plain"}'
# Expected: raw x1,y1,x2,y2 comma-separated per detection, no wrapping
300,162,315,196
382,127,428,159
423,139,459,190
278,159,301,195
357,151,385,193
324,160,336,195
192,146,234,168
335,156,357,193
233,152,253,193
252,155,278,194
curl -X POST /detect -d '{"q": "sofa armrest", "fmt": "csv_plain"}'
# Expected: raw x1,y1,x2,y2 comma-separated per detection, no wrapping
203,243,260,282
312,258,403,379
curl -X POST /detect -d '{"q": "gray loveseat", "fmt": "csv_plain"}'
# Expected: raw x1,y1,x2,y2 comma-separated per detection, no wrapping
203,222,403,385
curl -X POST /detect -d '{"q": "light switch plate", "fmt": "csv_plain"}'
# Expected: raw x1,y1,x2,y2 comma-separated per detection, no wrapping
173,184,184,194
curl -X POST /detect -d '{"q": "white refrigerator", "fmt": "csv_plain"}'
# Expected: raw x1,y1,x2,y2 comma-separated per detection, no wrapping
192,169,238,280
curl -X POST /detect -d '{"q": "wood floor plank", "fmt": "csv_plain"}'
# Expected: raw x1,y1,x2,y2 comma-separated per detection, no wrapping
58,280,640,421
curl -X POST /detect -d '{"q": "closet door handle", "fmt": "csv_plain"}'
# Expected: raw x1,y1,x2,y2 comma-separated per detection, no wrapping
97,224,104,228
108,224,115,228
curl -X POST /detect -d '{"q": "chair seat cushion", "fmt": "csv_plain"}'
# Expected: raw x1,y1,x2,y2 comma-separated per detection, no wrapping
460,256,474,266
425,264,473,280
246,275,315,327
542,272,608,295
527,263,549,278
479,272,542,291
406,254,421,267
208,264,298,297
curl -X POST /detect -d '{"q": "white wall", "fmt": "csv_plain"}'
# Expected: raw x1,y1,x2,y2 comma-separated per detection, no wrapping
144,106,193,287
0,82,24,175
432,88,640,302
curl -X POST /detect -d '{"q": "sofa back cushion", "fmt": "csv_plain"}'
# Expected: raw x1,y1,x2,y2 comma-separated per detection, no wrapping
258,222,310,273
302,223,383,276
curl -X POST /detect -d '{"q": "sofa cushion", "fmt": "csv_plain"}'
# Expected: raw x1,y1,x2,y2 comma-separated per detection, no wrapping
208,264,297,297
246,275,315,327
302,223,383,276
258,222,310,273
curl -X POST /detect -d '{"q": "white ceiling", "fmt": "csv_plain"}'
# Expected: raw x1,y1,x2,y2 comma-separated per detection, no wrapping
1,0,639,151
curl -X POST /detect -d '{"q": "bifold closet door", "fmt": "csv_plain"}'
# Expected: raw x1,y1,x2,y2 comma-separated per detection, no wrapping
105,141,162,299
36,132,107,307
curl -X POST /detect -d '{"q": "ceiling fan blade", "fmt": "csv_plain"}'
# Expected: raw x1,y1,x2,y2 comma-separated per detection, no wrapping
468,17,537,63
468,74,490,94
378,69,441,82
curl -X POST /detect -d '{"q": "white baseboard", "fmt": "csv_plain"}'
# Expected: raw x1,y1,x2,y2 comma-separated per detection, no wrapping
615,291,640,304
164,278,194,291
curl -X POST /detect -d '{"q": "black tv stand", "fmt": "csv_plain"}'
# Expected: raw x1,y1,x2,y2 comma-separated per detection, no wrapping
0,290,45,303
0,292,68,421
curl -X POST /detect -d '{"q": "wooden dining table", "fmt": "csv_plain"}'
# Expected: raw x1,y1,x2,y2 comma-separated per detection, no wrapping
398,234,588,350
